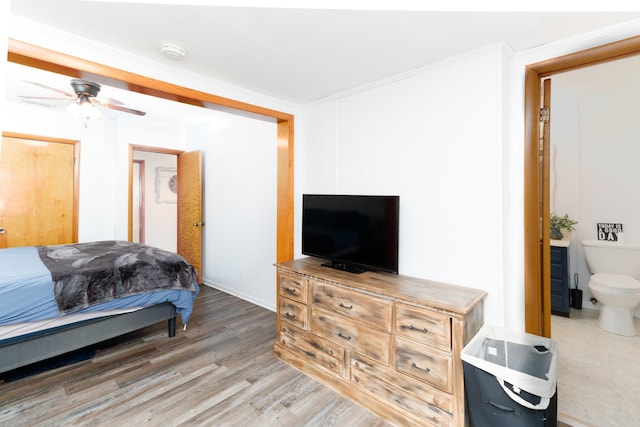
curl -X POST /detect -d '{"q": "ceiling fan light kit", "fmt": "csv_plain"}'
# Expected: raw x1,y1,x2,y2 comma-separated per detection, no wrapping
160,43,187,61
65,95,103,120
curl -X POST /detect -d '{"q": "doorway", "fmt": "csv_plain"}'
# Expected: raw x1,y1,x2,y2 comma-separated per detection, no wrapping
128,145,204,283
132,149,178,252
524,35,640,337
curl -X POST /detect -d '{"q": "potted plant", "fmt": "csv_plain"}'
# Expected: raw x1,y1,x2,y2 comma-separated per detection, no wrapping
550,213,578,240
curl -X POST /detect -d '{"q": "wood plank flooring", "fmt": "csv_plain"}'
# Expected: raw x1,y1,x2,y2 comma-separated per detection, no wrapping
0,286,390,426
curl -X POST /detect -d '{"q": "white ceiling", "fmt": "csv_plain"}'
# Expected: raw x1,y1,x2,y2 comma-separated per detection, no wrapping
8,1,640,105
6,2,640,128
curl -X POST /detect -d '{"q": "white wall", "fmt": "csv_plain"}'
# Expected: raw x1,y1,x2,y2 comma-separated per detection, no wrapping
0,1,8,138
187,115,277,310
298,46,509,326
551,61,640,314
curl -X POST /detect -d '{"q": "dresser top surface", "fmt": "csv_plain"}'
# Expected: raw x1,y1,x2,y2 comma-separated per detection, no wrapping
276,257,486,315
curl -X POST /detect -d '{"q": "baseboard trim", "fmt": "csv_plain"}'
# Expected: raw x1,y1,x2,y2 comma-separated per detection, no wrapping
201,281,275,312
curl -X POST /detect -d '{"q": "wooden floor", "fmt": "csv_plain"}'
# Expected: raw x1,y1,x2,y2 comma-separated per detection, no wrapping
0,286,390,427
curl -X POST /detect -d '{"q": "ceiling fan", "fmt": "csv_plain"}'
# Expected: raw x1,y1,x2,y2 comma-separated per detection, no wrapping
18,79,147,119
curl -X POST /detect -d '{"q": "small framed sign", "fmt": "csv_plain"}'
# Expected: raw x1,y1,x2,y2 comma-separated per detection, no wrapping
597,223,623,241
156,167,177,203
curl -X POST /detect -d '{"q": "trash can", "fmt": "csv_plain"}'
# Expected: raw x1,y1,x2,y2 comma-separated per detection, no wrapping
461,324,558,427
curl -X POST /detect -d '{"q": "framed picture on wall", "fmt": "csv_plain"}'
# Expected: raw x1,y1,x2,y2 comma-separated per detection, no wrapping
156,167,177,203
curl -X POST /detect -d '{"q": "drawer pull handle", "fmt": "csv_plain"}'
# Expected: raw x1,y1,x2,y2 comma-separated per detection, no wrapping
409,324,428,333
284,287,297,295
411,362,431,373
339,302,353,309
337,331,352,340
285,312,296,319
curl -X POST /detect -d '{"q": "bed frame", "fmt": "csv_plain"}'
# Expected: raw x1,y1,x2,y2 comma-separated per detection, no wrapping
0,302,176,374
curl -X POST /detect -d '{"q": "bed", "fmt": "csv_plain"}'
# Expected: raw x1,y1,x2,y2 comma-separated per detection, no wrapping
0,240,199,375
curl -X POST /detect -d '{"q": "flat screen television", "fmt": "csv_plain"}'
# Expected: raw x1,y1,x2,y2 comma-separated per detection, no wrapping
302,194,399,274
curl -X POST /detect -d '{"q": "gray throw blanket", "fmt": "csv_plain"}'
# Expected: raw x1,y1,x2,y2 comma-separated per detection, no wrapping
37,240,198,314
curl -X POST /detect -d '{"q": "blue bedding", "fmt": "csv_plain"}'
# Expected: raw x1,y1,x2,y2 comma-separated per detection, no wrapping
0,245,199,326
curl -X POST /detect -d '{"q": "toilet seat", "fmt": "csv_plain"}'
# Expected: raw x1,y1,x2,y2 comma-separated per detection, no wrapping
589,273,640,295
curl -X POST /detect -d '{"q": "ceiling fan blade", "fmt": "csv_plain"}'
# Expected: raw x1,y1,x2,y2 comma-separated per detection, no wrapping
17,95,72,101
24,81,76,98
102,103,147,116
19,99,57,108
96,97,124,106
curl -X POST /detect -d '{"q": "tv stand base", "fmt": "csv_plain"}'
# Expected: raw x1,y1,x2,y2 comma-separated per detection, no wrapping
321,261,367,274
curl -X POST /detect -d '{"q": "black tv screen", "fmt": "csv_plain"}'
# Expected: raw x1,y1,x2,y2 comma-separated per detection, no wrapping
302,194,399,274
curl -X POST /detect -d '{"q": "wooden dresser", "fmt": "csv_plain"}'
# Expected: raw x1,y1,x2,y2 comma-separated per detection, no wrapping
273,257,486,426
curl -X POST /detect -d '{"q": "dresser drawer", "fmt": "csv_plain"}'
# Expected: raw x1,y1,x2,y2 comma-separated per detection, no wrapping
395,303,451,352
279,297,308,329
312,281,392,331
278,323,343,375
312,306,391,363
279,271,307,303
351,354,453,426
395,336,452,392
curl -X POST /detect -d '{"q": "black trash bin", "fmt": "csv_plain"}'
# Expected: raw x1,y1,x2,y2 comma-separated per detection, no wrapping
461,325,558,427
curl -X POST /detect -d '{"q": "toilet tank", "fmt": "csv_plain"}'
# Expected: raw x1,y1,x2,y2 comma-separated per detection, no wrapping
582,240,640,277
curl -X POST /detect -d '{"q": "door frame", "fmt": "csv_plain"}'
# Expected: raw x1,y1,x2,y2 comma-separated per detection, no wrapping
524,34,640,336
8,39,295,263
128,145,181,242
132,159,146,244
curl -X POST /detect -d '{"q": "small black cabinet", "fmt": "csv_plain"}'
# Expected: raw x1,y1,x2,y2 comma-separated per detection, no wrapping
550,245,570,316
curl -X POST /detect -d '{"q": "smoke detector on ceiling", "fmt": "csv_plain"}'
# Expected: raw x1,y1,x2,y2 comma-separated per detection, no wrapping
160,43,187,61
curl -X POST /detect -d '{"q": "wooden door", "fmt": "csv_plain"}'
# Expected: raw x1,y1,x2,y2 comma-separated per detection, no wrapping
0,133,78,248
541,78,552,337
177,150,203,283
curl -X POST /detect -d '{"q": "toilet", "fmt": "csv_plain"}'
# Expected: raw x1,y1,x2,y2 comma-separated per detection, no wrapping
582,240,640,336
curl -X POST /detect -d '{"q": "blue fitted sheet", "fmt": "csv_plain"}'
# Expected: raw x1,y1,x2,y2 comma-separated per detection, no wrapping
0,246,199,326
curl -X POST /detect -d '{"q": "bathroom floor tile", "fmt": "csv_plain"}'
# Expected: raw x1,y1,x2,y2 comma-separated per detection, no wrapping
552,308,640,427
